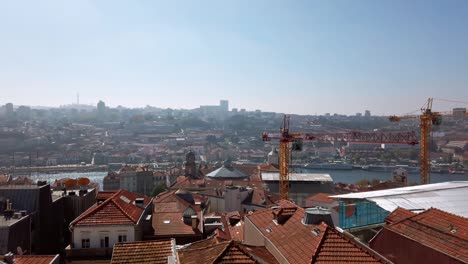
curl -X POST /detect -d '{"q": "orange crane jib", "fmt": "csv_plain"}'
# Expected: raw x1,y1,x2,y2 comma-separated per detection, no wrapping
262,115,419,200
262,131,418,145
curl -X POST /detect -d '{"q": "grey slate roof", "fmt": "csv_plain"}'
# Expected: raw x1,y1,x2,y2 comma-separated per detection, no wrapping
206,166,247,179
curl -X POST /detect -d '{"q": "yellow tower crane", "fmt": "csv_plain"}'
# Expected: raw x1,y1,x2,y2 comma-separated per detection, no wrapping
263,115,418,199
390,98,468,184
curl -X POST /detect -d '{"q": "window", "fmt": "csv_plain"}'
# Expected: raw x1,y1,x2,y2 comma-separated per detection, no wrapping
118,235,127,243
100,236,109,248
81,239,90,248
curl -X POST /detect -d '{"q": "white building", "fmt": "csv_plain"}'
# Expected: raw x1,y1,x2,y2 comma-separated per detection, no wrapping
67,190,153,259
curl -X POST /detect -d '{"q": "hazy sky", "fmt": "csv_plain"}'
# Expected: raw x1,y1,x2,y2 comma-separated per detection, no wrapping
1,0,468,115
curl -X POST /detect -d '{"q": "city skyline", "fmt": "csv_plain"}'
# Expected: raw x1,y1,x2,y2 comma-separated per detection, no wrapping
1,1,468,115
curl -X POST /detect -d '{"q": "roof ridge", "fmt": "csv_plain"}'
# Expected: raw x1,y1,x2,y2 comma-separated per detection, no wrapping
310,224,330,263
323,227,388,263
116,239,172,245
426,207,468,220
212,241,250,264
182,240,230,253
70,190,121,226
388,207,468,236
112,193,140,223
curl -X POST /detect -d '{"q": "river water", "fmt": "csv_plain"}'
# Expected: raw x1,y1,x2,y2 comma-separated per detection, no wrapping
25,169,467,191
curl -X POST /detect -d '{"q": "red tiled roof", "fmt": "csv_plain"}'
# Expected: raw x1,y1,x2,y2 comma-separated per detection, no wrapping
228,220,244,242
153,212,201,236
313,227,384,263
305,193,335,204
384,207,416,224
14,255,59,264
96,190,118,201
246,200,386,264
111,239,175,264
179,240,256,264
384,207,468,262
71,189,151,226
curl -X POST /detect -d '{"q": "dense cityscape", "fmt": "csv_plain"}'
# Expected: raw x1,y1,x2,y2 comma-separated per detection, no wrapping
2,1,468,263
0,100,467,263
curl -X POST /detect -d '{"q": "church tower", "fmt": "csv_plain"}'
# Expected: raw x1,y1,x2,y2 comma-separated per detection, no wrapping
185,151,197,179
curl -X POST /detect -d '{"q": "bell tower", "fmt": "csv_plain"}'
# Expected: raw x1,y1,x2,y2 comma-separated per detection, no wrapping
185,151,197,179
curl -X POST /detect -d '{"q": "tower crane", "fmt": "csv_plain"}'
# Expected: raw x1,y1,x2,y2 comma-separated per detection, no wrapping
389,98,468,184
262,115,419,199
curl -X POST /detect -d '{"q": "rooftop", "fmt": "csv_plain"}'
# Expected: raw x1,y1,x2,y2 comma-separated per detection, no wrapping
384,207,416,224
70,189,151,227
305,193,336,204
373,207,468,262
331,181,468,217
10,255,59,264
178,240,257,264
206,166,248,179
261,172,333,182
111,239,176,264
246,200,387,264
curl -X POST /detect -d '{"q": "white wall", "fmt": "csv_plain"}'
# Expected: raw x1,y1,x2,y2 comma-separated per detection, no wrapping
73,225,135,249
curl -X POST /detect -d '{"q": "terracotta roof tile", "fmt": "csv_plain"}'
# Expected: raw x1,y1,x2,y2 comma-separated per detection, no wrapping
96,190,118,201
14,255,59,264
384,207,468,262
179,241,255,264
111,239,175,264
246,200,387,264
71,189,151,226
313,227,384,263
305,193,335,204
153,212,201,236
384,207,416,224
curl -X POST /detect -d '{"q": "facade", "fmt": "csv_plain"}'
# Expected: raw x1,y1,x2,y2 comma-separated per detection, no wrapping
0,213,31,255
260,172,334,206
67,190,153,259
103,172,120,191
204,186,277,214
119,165,154,196
0,184,65,254
331,181,468,229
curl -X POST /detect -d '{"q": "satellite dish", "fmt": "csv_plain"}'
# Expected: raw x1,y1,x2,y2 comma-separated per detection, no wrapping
17,246,23,255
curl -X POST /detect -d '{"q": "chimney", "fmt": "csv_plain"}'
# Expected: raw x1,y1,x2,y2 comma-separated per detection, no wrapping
135,198,145,208
191,215,198,230
272,205,297,224
4,252,14,264
303,207,334,227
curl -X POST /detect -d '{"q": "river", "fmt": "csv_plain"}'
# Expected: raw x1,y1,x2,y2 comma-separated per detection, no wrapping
23,168,467,191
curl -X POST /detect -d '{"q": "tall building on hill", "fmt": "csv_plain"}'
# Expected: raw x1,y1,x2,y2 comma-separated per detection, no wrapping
220,100,229,112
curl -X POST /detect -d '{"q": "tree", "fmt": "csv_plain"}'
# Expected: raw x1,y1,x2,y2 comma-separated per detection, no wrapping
151,183,167,197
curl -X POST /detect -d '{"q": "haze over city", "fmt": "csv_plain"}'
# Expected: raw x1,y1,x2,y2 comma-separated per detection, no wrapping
1,0,468,115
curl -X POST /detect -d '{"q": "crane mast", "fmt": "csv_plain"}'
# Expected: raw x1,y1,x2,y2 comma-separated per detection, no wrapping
389,98,468,185
263,115,419,199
